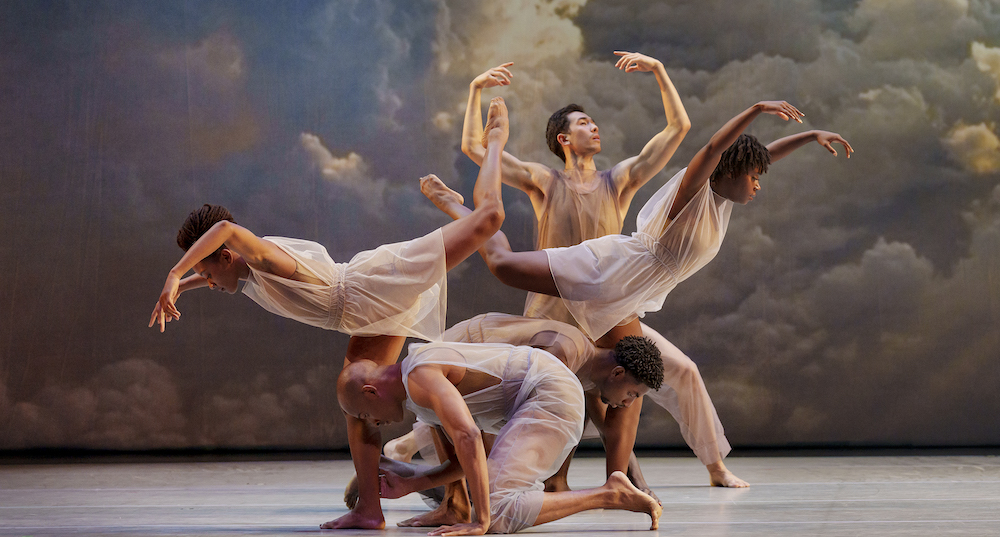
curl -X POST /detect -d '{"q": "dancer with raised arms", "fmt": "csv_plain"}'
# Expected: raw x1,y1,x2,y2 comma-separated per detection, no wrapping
150,98,514,530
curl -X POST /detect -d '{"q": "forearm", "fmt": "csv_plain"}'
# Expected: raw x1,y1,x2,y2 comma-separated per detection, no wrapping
461,83,486,163
453,431,491,527
654,62,690,130
346,415,384,515
766,130,819,162
603,398,643,476
706,103,764,155
168,221,236,277
178,274,209,293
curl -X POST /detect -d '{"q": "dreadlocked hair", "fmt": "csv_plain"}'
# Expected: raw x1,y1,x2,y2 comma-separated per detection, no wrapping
711,133,771,183
613,336,663,391
176,204,236,256
545,103,586,162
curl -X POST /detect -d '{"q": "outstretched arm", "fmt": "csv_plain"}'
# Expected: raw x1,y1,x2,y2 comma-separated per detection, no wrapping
461,63,550,210
610,51,692,207
151,220,295,331
408,366,491,535
669,101,804,219
767,130,853,163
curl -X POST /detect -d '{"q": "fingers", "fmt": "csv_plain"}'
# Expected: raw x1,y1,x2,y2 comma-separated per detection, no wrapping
487,63,513,86
840,138,855,158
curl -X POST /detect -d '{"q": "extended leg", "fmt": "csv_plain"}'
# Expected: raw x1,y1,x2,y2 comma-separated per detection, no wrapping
422,181,558,296
434,97,508,271
640,323,748,488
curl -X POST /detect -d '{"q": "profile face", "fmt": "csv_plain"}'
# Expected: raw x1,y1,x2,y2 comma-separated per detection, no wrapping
193,253,240,294
713,170,761,204
598,368,650,409
563,111,601,155
339,386,405,427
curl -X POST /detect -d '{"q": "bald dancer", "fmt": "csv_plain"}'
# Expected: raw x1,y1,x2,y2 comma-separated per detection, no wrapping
338,340,663,534
151,98,514,530
462,52,744,487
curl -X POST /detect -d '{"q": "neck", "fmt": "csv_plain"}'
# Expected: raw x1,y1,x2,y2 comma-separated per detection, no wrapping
234,255,252,281
563,151,598,174
381,363,407,406
587,349,617,386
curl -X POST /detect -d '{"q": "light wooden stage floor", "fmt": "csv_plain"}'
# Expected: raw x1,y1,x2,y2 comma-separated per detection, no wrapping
2,453,999,536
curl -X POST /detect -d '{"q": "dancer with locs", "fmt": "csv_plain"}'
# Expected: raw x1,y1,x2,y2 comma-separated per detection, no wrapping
426,101,852,489
442,101,853,340
462,52,747,490
149,97,513,530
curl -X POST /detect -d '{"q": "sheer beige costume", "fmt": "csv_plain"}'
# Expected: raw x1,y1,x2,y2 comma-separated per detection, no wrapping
402,341,585,533
241,230,446,341
527,167,731,464
524,169,624,325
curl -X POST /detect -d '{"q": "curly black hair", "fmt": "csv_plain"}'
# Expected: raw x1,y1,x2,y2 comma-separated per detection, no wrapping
613,336,663,390
176,204,236,256
545,103,586,162
710,133,771,183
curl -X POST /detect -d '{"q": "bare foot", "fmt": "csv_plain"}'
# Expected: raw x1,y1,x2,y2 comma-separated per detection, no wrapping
708,461,749,488
604,471,662,530
481,96,509,149
543,474,571,493
397,497,471,527
343,474,359,509
384,431,417,463
420,174,467,219
320,507,385,530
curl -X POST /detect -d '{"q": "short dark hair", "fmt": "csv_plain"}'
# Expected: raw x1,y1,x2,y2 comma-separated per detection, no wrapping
711,134,771,183
613,336,663,391
546,103,586,162
176,204,235,256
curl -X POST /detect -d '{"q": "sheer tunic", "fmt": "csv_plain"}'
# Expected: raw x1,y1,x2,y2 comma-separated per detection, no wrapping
524,169,623,326
241,229,447,341
402,341,584,533
547,167,732,341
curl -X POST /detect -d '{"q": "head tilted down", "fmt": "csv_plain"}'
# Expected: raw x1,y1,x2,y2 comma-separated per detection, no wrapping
177,204,242,293
598,335,664,409
710,134,771,204
546,103,600,162
337,359,406,427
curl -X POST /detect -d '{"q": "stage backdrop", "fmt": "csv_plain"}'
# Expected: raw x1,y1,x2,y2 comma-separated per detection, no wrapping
2,0,998,451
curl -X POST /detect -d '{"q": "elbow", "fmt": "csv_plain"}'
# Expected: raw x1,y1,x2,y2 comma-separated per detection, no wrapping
451,425,483,453
676,115,692,134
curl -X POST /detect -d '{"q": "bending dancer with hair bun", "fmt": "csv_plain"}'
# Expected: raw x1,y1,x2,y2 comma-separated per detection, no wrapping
149,98,513,530
434,99,853,489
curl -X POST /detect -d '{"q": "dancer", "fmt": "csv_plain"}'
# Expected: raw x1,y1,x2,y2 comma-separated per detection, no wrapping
463,54,744,488
443,99,852,487
337,338,664,534
150,98,514,530
376,313,664,526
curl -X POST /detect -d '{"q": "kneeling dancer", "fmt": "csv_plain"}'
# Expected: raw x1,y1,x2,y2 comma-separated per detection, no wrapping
338,340,663,534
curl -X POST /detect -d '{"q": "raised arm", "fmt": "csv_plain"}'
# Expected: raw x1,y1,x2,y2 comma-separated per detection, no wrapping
407,366,491,535
461,63,550,207
766,129,853,163
669,101,804,219
610,51,692,206
151,220,295,331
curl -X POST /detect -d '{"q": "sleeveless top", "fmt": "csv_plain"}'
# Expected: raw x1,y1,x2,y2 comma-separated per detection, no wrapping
546,167,733,340
401,341,581,435
241,231,446,340
524,168,623,326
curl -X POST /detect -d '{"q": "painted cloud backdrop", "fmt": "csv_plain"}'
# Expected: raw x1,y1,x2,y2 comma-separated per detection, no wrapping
1,0,998,450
